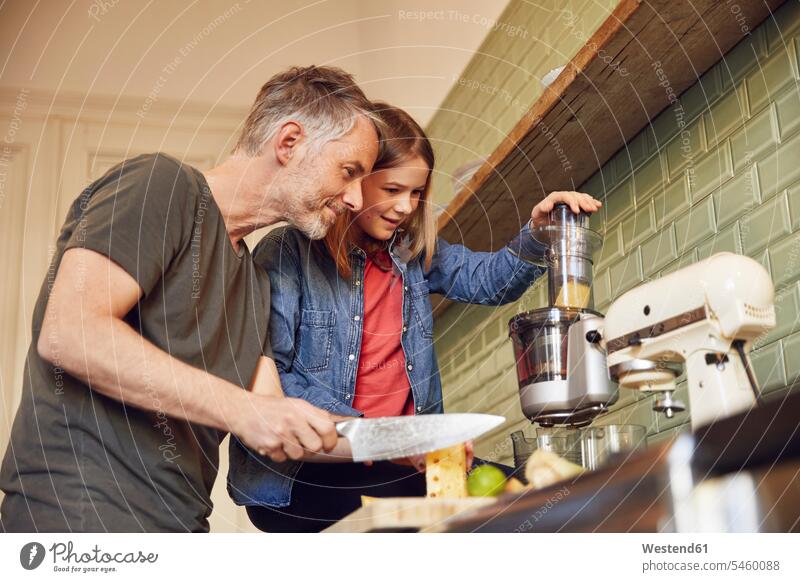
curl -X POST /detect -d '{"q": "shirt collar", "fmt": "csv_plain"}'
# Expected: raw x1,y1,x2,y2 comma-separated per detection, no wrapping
347,230,410,265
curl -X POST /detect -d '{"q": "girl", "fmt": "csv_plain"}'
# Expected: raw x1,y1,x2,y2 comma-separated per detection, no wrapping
228,103,600,532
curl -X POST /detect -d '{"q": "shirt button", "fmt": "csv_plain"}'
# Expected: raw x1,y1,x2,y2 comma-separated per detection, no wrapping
417,406,422,412
348,354,355,361
404,286,409,291
407,364,413,371
402,326,407,333
355,280,361,286
354,315,360,321
345,394,351,399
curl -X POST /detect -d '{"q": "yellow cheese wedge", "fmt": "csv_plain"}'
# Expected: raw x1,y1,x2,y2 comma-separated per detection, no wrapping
554,280,591,309
425,443,468,498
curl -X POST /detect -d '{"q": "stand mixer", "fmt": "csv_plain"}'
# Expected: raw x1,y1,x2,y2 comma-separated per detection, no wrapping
601,252,775,430
509,204,615,428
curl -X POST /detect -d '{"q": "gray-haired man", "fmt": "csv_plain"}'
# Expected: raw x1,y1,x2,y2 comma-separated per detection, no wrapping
0,66,380,532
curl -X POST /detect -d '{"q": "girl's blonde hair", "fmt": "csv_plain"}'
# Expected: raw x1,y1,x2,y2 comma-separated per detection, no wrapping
324,102,436,278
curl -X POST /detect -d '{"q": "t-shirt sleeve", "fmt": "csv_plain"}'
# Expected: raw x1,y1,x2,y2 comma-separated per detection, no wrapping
64,154,191,297
262,332,274,359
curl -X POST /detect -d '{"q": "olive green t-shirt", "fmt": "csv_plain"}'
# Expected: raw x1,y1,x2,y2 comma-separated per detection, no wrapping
0,153,271,532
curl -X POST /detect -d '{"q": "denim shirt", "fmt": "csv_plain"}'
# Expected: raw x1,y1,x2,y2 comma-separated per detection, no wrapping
227,223,547,508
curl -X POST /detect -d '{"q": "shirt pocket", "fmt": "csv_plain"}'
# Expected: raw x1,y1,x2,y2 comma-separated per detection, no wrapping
295,309,336,372
409,281,434,339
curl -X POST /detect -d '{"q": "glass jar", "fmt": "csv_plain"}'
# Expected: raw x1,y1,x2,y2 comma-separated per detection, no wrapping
510,428,583,469
580,424,647,470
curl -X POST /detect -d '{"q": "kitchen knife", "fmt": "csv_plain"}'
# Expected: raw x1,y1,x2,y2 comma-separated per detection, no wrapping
336,413,505,462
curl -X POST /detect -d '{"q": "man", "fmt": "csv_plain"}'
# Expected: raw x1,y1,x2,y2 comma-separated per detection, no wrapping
0,66,380,532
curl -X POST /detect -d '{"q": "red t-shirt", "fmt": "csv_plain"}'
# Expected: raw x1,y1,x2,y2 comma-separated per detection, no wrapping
353,250,415,418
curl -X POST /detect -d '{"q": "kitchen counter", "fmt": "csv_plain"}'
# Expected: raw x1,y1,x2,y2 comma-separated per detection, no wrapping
440,392,800,533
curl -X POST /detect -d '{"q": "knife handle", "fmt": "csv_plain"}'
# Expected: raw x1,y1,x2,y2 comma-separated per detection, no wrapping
303,424,355,464
335,420,356,438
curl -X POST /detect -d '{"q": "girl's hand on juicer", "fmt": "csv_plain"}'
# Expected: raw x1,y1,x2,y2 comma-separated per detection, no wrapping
531,191,602,226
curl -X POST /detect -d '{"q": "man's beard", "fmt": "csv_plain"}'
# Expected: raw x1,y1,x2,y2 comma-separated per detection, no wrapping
292,198,346,240
299,208,330,240
281,155,343,240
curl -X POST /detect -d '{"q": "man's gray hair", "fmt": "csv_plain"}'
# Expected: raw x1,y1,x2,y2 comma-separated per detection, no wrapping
234,66,378,155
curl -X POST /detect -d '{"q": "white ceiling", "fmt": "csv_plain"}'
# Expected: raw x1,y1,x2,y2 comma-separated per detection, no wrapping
0,0,512,125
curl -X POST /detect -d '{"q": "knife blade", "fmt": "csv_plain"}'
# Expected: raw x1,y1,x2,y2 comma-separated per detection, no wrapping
336,413,505,462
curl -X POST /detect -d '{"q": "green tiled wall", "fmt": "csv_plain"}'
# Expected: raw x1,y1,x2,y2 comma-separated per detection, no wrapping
425,0,619,209
432,1,800,467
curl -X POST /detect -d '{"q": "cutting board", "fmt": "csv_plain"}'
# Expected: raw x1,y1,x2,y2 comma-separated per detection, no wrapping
322,497,496,533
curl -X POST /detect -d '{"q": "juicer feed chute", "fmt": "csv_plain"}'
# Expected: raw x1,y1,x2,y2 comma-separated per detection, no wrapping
509,204,616,427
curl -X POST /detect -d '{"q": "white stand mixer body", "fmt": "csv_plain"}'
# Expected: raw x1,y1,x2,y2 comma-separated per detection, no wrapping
602,253,776,430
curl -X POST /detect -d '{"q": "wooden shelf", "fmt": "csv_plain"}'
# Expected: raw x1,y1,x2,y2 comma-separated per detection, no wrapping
434,0,783,313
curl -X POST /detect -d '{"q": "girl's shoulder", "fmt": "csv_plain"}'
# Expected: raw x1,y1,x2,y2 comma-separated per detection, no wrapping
253,226,336,277
253,226,313,267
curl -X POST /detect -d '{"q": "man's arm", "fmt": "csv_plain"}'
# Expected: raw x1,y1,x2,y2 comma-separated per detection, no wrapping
38,248,338,463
